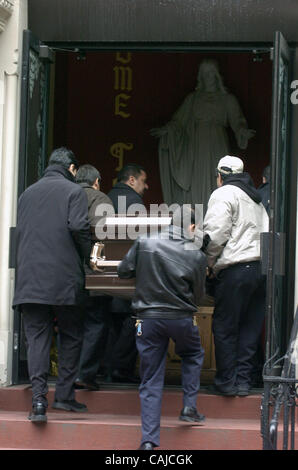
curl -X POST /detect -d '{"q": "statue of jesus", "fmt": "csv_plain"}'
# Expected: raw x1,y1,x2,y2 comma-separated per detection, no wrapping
151,59,256,211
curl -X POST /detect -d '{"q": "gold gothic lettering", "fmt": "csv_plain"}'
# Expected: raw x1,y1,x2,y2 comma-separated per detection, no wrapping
115,93,131,118
114,66,133,91
112,53,134,185
115,52,132,64
110,143,134,185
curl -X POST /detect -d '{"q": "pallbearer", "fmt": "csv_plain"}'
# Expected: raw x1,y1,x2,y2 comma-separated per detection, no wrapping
118,205,207,450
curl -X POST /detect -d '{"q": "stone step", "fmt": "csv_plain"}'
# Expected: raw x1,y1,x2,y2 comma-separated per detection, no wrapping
0,385,263,420
0,410,265,450
0,386,296,450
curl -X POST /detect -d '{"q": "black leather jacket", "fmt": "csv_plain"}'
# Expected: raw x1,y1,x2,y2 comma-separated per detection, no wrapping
118,226,207,319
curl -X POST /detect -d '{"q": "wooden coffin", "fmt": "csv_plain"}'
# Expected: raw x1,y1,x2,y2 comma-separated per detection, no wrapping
85,214,172,297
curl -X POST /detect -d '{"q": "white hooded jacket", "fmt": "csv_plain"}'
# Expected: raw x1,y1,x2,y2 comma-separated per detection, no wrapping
203,182,269,273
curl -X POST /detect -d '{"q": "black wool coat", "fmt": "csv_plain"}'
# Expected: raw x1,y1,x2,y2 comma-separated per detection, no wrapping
13,165,91,306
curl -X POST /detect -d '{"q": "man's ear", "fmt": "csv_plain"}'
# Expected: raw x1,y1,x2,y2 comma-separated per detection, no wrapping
128,175,135,186
68,163,77,176
93,178,100,190
217,173,223,187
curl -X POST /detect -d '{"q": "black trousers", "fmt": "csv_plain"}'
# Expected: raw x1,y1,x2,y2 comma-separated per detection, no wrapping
22,303,84,406
212,261,266,392
78,296,110,381
136,317,205,447
104,298,138,376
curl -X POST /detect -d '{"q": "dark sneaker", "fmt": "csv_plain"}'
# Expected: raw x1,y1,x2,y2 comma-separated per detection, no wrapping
179,406,205,423
208,384,237,396
74,378,99,391
52,399,88,412
237,384,250,396
138,442,155,450
28,402,47,423
111,369,140,384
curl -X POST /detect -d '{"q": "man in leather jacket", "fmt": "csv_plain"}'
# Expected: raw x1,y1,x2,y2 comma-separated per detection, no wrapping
118,206,207,450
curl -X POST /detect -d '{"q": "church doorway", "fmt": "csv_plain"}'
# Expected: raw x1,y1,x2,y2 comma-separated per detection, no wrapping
15,31,290,388
49,47,272,386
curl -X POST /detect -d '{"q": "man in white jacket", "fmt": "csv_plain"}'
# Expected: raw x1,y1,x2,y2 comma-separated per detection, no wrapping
203,156,269,396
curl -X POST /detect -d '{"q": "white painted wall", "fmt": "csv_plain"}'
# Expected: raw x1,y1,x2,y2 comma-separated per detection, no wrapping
0,0,28,385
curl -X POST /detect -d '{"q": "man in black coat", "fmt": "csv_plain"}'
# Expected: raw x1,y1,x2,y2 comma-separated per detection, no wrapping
108,163,148,214
105,164,148,383
13,148,93,422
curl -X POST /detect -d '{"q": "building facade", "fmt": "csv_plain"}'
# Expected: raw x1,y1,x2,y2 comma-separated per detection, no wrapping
0,0,297,386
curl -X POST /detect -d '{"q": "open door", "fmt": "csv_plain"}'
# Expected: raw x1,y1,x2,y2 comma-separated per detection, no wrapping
12,30,54,383
18,29,54,194
264,31,291,367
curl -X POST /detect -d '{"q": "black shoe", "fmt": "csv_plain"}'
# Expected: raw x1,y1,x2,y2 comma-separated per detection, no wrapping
237,384,250,396
138,442,155,450
28,402,47,423
75,378,99,391
111,369,140,384
208,384,237,397
52,399,88,412
179,406,205,423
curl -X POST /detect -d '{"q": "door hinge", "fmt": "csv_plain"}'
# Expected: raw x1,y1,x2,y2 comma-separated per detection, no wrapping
13,332,19,351
39,45,54,63
270,47,274,61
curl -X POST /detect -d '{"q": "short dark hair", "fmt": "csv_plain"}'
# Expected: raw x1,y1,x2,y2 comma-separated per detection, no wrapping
48,147,79,170
117,164,145,183
216,167,232,181
171,205,197,229
76,164,101,186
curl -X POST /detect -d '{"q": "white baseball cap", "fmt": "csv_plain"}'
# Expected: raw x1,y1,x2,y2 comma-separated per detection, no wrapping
217,155,244,175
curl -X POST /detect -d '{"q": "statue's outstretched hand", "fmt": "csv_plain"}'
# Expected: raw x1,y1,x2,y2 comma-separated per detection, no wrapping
150,127,168,138
245,128,256,139
238,128,256,148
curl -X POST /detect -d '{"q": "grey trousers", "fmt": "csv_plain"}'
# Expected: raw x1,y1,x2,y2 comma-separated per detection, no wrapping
22,303,83,406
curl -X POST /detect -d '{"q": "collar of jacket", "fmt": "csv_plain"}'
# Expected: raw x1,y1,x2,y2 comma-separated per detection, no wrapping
112,182,140,195
258,181,270,190
165,224,194,241
222,172,262,204
43,164,75,183
79,182,94,189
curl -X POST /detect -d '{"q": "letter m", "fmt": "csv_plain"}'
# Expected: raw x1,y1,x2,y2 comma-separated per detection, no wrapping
114,66,132,91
